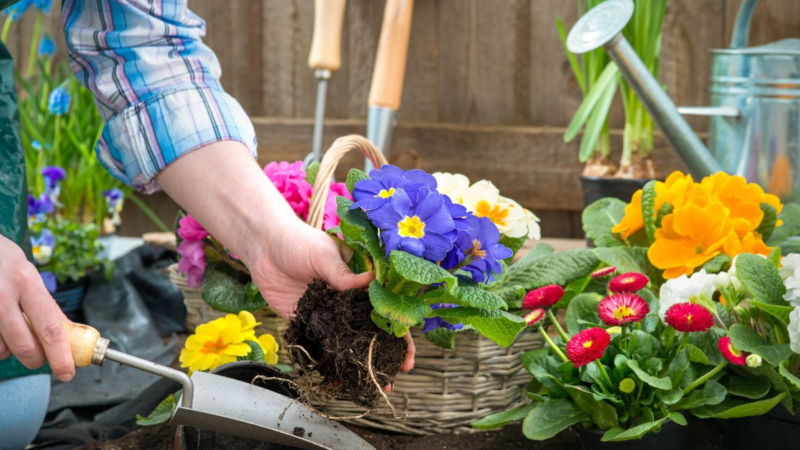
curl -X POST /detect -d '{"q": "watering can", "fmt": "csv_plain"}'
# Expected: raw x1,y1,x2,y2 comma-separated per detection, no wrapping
567,0,800,202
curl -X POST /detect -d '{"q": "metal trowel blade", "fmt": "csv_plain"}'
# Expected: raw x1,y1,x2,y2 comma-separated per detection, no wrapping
171,371,375,450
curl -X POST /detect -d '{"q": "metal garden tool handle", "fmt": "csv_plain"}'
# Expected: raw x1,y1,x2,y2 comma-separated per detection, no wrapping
365,0,414,171
305,0,348,168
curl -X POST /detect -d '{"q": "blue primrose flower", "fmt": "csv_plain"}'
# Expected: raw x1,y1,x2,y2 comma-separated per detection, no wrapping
3,0,31,21
351,164,436,211
42,165,65,205
38,35,55,56
31,228,55,265
441,215,512,283
40,271,56,293
422,304,464,333
28,194,54,217
366,187,456,262
47,87,70,115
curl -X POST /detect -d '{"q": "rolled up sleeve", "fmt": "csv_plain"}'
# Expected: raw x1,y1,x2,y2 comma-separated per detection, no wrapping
62,0,257,193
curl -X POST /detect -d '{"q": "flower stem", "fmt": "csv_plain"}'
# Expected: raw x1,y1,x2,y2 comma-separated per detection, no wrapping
683,361,726,395
595,360,615,392
621,326,629,353
1,16,12,44
547,309,569,343
676,332,690,355
27,11,42,79
539,324,568,362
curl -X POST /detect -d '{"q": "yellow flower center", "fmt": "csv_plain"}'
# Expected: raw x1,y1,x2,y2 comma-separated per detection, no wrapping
398,215,425,239
200,338,228,355
613,306,635,320
622,276,636,284
583,340,593,349
376,188,395,199
694,245,705,254
468,239,487,258
728,344,741,357
474,201,509,227
686,314,693,323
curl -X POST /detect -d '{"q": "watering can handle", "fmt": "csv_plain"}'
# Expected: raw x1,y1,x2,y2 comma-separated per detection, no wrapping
730,0,759,49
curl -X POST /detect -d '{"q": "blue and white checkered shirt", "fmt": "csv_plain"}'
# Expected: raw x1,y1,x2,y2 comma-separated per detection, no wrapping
62,0,258,193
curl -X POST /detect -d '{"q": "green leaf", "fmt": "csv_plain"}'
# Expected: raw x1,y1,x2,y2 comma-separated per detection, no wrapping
201,268,267,313
669,412,688,426
565,63,619,143
674,380,726,410
582,198,626,247
592,246,648,275
724,376,771,400
564,385,618,430
769,246,782,268
685,344,713,366
136,392,179,426
425,327,456,350
305,161,320,185
499,234,528,261
389,250,457,291
756,203,778,241
272,363,295,374
565,293,602,335
703,255,731,274
627,360,672,390
368,281,431,327
508,242,554,274
750,301,793,325
628,330,660,363
641,180,657,243
689,329,726,366
423,285,507,311
735,253,786,305
728,324,793,366
655,203,673,228
578,76,619,162
522,399,588,440
434,308,526,347
472,403,537,430
767,203,800,246
337,197,387,280
238,341,264,362
691,393,786,419
601,417,669,442
346,168,369,195
496,249,600,292
779,362,800,389
656,388,684,406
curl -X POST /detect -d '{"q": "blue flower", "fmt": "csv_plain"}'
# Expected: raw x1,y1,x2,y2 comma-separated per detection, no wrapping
3,0,31,21
351,164,436,212
103,188,124,226
38,35,55,56
40,271,56,293
42,165,65,205
367,187,456,262
31,140,43,151
32,0,50,14
422,304,464,333
47,87,70,115
441,215,512,283
443,195,471,231
28,194,54,218
31,228,55,265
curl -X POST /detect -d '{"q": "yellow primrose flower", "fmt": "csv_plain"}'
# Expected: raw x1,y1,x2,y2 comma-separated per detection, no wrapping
701,172,783,233
611,189,645,239
612,172,696,239
722,230,771,259
238,310,261,340
257,333,280,365
433,172,471,204
179,314,253,375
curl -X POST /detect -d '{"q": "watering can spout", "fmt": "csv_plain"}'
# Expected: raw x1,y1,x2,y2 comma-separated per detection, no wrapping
566,0,723,179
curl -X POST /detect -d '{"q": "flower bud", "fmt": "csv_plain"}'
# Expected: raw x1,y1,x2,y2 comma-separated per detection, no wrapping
619,378,636,394
746,354,763,368
606,327,622,335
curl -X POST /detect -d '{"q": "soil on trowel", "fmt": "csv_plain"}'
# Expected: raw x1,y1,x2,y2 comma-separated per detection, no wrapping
283,280,407,408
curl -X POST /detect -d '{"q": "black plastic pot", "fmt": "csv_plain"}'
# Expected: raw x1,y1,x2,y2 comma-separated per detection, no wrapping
52,276,89,322
725,406,800,450
175,361,297,450
580,176,651,208
577,420,689,450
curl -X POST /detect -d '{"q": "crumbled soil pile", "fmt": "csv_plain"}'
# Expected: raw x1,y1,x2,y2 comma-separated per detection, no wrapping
283,280,407,409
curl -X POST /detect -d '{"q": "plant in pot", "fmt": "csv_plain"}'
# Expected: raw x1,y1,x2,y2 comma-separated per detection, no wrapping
559,0,668,207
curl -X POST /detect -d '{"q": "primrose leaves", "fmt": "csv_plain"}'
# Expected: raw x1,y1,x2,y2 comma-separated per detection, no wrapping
728,324,793,366
201,267,266,313
369,281,431,328
582,197,626,247
388,250,457,292
346,168,370,195
735,253,786,305
433,307,526,347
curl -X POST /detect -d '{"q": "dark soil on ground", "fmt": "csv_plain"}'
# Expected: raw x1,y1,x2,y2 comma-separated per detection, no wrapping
89,418,727,450
283,280,407,408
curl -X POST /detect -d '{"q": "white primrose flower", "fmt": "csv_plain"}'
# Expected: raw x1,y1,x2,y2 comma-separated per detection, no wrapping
433,172,471,204
461,180,531,238
780,254,800,307
658,269,718,319
523,207,542,241
790,307,800,354
713,271,742,292
780,254,800,280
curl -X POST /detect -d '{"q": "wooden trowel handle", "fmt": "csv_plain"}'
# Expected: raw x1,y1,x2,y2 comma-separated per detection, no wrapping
62,320,101,368
308,0,348,72
368,0,414,110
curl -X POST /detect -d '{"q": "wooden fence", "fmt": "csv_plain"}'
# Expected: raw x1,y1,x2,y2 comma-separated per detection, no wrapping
6,0,800,237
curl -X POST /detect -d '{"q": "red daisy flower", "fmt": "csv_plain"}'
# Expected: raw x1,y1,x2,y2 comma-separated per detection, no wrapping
522,285,565,310
664,303,714,333
597,293,650,326
524,309,546,327
608,272,649,293
591,266,617,281
718,337,748,366
566,327,611,368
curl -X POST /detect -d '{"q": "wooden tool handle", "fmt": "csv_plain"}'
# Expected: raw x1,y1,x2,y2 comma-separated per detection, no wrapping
62,321,101,368
308,0,348,71
368,0,414,110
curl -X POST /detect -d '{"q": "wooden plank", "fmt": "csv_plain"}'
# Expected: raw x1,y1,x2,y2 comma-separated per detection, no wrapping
344,0,383,119
725,0,800,48
397,0,440,122
262,0,299,117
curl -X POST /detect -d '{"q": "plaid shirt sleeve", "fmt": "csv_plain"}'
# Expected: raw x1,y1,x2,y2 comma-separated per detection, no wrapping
62,0,258,193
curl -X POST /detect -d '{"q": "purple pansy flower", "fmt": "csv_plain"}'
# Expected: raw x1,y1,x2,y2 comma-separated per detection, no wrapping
423,303,464,333
42,166,66,205
441,215,512,283
31,228,55,265
40,271,57,293
103,188,124,226
366,187,456,262
177,240,206,288
28,194,54,219
351,164,436,212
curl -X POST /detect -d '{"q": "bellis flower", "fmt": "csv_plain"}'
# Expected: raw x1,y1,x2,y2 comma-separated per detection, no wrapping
48,87,71,115
524,309,545,327
31,228,55,265
440,215,511,283
718,336,747,366
522,285,564,310
658,269,718,319
264,161,313,218
566,327,611,368
422,303,464,333
40,271,57,293
351,164,435,212
597,293,650,326
38,35,55,56
664,303,714,333
178,240,206,288
591,266,617,281
42,166,65,206
103,188,124,226
608,272,649,293
177,214,209,242
366,187,455,262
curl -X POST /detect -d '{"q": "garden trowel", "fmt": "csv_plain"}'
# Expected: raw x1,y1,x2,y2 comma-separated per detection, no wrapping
62,320,375,450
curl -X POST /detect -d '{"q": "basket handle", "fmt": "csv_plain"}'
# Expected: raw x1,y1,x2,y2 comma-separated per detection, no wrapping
306,135,388,230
